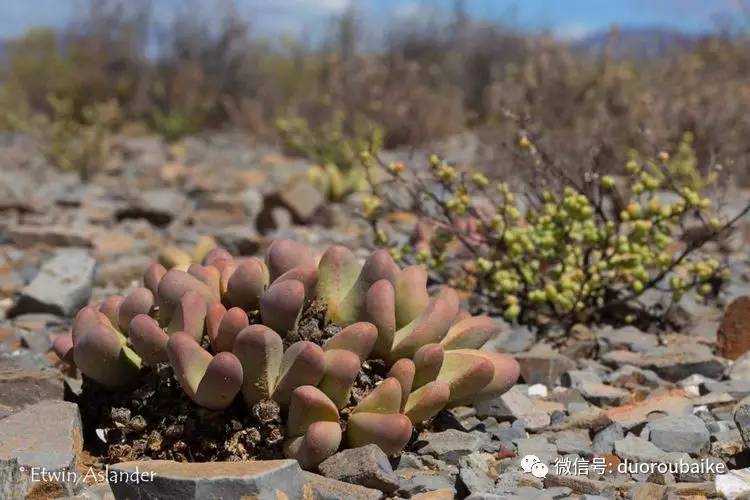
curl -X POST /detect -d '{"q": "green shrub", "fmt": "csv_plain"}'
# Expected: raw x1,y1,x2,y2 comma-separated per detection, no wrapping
30,96,121,180
364,138,748,328
277,112,384,200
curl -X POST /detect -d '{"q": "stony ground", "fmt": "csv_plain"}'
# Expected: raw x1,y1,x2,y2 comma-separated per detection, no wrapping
1,130,750,499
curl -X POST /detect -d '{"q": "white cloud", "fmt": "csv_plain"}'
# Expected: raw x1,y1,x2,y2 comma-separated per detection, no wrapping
552,23,594,41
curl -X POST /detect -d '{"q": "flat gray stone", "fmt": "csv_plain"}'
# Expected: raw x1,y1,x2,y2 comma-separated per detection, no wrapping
602,345,724,382
7,224,94,248
513,436,558,463
544,473,616,496
475,386,550,431
645,415,710,454
0,366,64,414
117,188,188,227
416,429,483,465
318,445,399,494
458,453,497,494
482,322,535,354
12,249,95,317
594,325,658,353
514,349,576,387
108,460,305,500
729,352,750,381
275,177,324,222
395,468,455,498
592,423,624,454
576,382,629,406
704,379,750,399
613,435,687,464
303,471,383,499
733,395,750,446
0,401,82,497
549,430,593,456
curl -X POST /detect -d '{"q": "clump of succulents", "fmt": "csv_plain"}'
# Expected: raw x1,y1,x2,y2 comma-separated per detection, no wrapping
362,137,749,328
54,239,519,469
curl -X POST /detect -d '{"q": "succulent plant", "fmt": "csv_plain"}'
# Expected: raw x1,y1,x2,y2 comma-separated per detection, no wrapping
54,239,520,469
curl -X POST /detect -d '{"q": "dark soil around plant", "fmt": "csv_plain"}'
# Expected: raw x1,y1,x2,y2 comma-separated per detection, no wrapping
72,300,402,466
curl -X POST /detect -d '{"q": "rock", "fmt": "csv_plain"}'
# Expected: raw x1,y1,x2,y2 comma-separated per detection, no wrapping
666,481,716,497
117,188,188,227
0,401,82,497
318,445,399,494
0,367,63,413
613,435,685,464
7,224,94,248
644,415,710,454
732,395,750,446
704,379,750,399
395,468,455,497
729,351,750,380
482,322,535,354
544,474,616,496
303,471,383,500
630,483,666,500
527,384,548,398
241,188,264,219
718,296,750,359
212,225,260,255
513,436,558,463
561,370,601,389
603,345,725,382
410,489,455,500
592,423,624,454
257,206,294,235
458,453,497,494
606,389,692,429
711,429,744,459
514,349,576,387
1,458,33,500
716,466,750,499
275,176,324,222
58,480,115,499
549,430,593,456
607,365,669,389
108,460,305,500
475,386,550,431
11,249,95,317
416,429,483,465
576,382,629,406
435,406,482,432
594,325,658,353
485,419,527,442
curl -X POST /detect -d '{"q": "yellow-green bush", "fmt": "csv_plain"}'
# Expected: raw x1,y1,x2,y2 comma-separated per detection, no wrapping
364,138,746,328
277,112,383,200
28,96,121,180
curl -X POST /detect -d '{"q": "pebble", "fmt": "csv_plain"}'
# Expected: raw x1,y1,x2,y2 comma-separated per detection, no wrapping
475,386,550,431
108,460,305,500
458,452,497,495
11,249,95,317
304,471,383,500
416,429,483,465
644,414,710,454
514,349,576,387
318,445,399,494
592,423,624,454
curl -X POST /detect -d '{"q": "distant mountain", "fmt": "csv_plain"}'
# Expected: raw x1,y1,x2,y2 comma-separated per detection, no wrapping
572,27,704,59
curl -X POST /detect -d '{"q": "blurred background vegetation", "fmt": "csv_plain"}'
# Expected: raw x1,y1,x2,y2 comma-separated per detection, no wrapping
1,0,749,185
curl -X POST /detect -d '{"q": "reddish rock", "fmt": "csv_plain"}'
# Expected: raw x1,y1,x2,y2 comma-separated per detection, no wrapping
718,296,750,360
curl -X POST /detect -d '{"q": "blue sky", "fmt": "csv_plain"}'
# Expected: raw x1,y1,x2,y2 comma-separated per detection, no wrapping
0,0,742,41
